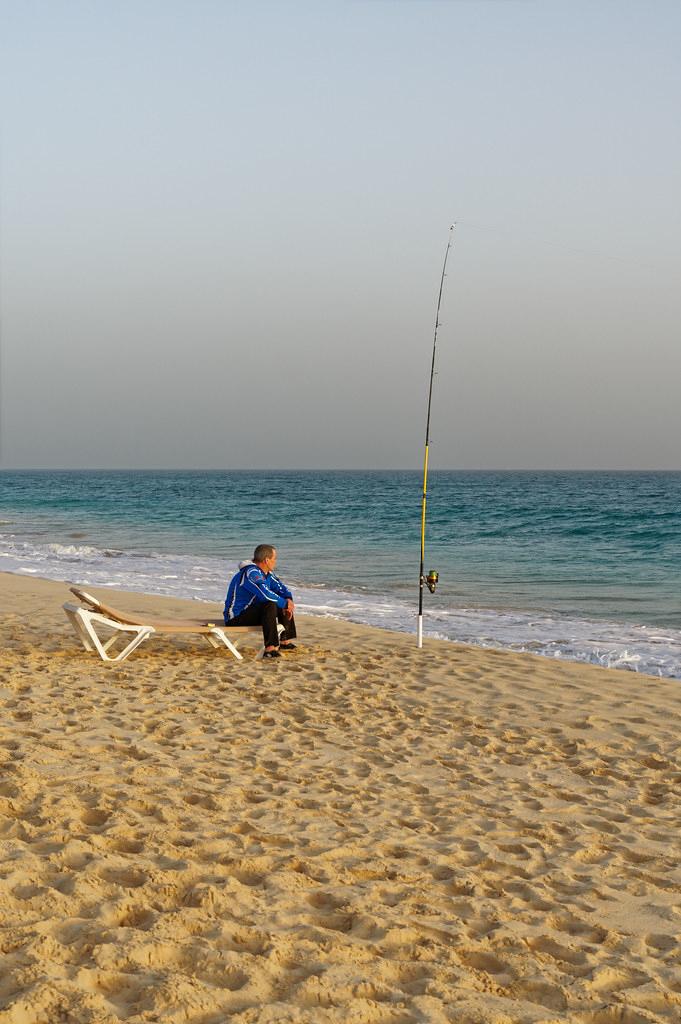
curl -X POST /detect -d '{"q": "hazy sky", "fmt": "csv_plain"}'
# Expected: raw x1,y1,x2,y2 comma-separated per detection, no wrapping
1,0,679,469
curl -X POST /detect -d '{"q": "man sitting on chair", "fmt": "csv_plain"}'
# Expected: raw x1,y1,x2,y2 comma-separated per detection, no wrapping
224,544,297,659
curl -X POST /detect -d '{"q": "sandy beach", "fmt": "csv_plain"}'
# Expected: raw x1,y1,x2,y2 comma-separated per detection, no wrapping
1,571,680,1024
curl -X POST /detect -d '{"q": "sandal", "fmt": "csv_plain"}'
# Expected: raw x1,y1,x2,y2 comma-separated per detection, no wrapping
263,649,282,659
279,643,297,651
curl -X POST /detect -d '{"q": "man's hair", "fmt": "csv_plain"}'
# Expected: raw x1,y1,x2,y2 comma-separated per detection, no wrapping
253,544,276,564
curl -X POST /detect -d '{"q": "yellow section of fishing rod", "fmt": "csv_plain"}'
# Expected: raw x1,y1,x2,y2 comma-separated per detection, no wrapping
420,444,429,562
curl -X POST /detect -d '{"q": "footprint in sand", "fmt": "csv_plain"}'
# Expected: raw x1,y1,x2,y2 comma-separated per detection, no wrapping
457,948,515,981
113,904,156,930
527,934,588,969
573,1008,654,1024
548,912,607,942
96,865,148,888
306,891,347,910
221,928,271,955
508,978,568,1012
586,965,650,995
80,808,111,827
108,837,145,854
644,932,676,952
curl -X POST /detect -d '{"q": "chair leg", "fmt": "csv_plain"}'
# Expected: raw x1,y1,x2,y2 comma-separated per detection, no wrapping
64,606,96,652
108,628,154,662
63,605,154,663
210,628,244,661
84,615,153,662
72,608,113,660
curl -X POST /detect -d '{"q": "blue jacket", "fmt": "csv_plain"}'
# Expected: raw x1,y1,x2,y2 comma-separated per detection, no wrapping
224,561,293,622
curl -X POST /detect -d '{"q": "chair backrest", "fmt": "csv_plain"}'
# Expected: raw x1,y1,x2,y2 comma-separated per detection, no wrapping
69,586,139,625
70,587,102,611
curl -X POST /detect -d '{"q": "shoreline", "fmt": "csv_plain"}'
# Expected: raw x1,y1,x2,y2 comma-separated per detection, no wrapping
2,559,679,680
1,571,680,1022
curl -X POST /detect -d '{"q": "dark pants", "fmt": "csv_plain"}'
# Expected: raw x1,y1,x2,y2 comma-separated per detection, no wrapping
225,601,297,648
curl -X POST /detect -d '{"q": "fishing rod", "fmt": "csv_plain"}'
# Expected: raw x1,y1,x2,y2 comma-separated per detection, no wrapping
418,224,455,649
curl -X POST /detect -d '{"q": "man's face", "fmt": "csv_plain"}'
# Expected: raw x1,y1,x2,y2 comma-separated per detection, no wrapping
263,549,278,573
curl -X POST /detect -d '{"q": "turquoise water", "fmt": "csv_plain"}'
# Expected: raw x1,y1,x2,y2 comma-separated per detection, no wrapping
1,471,680,677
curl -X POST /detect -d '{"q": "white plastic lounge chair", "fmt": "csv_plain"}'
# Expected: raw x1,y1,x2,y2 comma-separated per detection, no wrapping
63,587,280,663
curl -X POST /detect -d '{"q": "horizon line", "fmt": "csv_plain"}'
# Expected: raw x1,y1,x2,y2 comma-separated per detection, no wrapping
2,467,681,474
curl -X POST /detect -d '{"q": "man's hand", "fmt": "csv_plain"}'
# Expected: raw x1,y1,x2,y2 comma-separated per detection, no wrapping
284,598,295,619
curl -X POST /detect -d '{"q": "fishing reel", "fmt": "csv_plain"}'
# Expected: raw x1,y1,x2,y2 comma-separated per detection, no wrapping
422,569,439,594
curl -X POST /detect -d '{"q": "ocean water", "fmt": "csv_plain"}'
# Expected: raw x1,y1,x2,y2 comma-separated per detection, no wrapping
1,470,680,678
